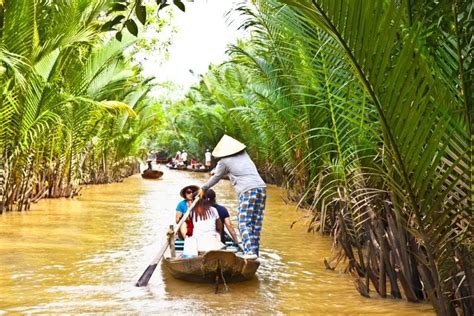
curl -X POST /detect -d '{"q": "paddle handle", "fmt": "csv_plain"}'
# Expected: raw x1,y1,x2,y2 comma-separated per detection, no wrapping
135,196,200,287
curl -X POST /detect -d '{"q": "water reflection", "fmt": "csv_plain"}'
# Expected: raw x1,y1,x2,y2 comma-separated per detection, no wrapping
0,169,434,314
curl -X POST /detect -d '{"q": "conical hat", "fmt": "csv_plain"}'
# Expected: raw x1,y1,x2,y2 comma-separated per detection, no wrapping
180,185,199,198
212,134,246,158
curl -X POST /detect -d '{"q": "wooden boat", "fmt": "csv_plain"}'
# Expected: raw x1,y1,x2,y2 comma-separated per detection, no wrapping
155,150,169,164
166,163,186,170
166,163,209,173
185,165,209,173
163,239,259,283
141,169,163,179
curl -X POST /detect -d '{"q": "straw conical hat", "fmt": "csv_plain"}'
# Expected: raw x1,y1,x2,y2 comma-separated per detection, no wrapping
180,185,199,198
212,135,246,158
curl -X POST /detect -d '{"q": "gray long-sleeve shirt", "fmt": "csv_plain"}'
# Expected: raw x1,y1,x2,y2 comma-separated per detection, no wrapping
202,151,266,196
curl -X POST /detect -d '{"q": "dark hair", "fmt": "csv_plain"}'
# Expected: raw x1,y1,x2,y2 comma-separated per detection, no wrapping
205,189,216,205
192,198,213,221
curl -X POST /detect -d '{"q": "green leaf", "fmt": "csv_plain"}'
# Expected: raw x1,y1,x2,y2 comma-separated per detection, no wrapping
102,15,125,31
125,19,138,37
115,31,123,41
136,5,147,25
158,2,169,11
173,0,185,12
101,21,115,32
112,3,128,11
112,14,126,24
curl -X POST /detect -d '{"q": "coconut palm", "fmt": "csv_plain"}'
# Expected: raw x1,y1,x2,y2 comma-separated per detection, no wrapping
274,1,472,313
160,0,472,313
0,0,157,210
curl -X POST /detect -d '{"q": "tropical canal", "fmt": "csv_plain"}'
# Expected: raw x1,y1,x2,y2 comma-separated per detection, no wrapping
1,0,472,314
0,169,434,315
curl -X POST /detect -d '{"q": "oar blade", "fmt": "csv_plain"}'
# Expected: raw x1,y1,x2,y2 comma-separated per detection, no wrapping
135,264,158,287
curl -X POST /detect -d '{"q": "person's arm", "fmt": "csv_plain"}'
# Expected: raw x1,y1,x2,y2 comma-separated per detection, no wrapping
201,160,228,191
224,217,239,243
216,218,223,235
176,201,185,223
175,211,182,224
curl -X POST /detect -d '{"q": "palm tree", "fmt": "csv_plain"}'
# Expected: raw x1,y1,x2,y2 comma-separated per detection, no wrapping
0,0,157,210
160,0,472,313
275,1,472,313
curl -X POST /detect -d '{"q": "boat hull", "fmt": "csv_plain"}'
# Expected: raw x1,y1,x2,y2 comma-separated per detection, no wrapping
141,170,163,179
163,250,259,283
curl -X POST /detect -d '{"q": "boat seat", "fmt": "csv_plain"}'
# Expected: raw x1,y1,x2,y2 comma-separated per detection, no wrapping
175,239,184,251
174,239,238,252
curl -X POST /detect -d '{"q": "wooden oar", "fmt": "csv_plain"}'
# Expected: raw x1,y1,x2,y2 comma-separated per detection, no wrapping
135,196,200,287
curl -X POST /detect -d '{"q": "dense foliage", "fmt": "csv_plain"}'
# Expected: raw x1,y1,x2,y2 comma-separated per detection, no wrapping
1,0,472,314
159,1,473,314
0,0,164,211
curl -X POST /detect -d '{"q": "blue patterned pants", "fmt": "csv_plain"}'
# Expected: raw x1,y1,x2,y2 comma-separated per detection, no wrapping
238,187,266,255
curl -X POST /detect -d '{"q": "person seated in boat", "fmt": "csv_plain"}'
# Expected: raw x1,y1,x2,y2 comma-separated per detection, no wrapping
182,197,225,257
181,150,188,166
190,158,198,169
175,185,199,239
205,189,240,245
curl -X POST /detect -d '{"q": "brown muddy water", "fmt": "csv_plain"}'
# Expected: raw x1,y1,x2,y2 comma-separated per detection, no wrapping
0,168,434,314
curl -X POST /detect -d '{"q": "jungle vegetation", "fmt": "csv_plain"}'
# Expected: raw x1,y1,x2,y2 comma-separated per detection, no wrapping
0,0,472,314
158,1,473,315
0,0,167,211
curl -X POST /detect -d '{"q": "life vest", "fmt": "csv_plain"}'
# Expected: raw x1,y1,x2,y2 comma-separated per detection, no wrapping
185,216,193,237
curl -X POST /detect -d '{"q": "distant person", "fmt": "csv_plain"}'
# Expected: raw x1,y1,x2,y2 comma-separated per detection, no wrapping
205,149,212,169
198,135,266,259
146,159,153,170
181,150,188,166
205,189,239,244
191,158,200,169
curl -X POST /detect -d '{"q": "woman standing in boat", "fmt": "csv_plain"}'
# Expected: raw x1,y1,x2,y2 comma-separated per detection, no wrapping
198,135,267,259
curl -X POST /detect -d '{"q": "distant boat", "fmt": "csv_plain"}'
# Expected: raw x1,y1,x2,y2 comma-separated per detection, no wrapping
141,169,163,179
155,149,170,164
166,163,209,173
166,163,186,170
186,165,208,173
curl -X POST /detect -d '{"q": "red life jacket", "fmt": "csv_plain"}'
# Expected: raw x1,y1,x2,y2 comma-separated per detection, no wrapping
185,216,193,237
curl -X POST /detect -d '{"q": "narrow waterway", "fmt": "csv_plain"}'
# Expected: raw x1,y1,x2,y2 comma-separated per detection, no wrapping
0,168,434,314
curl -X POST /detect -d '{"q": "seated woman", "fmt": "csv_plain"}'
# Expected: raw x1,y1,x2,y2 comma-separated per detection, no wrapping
190,158,198,169
182,197,225,257
176,185,199,240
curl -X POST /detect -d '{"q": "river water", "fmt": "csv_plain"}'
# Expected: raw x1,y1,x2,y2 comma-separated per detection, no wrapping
0,169,434,314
